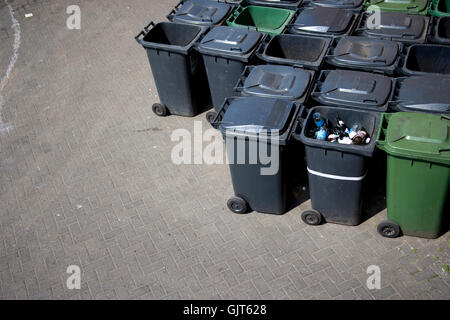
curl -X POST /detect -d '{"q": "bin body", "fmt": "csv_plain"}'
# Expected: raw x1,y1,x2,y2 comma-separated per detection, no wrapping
137,22,211,116
198,26,263,111
376,112,450,238
213,97,305,214
312,69,393,112
429,0,450,17
234,65,315,104
402,44,450,76
297,106,380,225
363,0,429,15
167,0,234,27
226,5,295,36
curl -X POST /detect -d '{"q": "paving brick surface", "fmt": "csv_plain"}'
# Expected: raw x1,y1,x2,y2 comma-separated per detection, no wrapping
0,0,449,300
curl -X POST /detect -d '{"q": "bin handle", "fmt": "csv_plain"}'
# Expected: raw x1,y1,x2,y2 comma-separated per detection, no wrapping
255,35,271,60
233,66,253,92
290,109,307,142
135,30,146,44
135,21,155,44
375,113,392,150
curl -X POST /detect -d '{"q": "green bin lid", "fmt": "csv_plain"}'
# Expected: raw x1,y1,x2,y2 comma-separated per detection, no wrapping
380,112,450,165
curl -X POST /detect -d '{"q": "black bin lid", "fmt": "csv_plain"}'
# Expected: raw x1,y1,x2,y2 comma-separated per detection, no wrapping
291,7,355,35
170,0,233,26
331,36,399,67
361,12,427,41
314,70,392,110
242,65,313,100
393,76,450,114
219,97,296,136
198,26,262,57
309,0,363,9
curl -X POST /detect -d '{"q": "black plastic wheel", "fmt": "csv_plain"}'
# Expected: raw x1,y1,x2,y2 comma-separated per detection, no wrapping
377,220,401,238
301,210,322,226
206,111,217,124
152,103,168,117
227,197,248,214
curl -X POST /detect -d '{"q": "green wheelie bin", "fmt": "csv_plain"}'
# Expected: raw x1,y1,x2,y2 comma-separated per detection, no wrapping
429,0,450,17
376,112,450,239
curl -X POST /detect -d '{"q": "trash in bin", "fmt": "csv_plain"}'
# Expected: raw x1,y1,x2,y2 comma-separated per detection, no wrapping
402,44,450,76
311,69,394,112
355,12,430,44
304,0,363,10
166,0,235,27
197,26,264,122
428,16,450,44
234,65,316,104
245,0,303,9
293,106,380,226
287,7,359,38
376,112,450,239
429,0,450,17
363,0,429,16
257,34,332,70
212,96,306,215
326,36,402,75
135,22,211,117
226,5,295,36
389,76,450,114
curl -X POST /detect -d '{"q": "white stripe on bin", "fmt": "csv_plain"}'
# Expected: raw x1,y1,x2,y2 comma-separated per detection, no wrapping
307,167,367,181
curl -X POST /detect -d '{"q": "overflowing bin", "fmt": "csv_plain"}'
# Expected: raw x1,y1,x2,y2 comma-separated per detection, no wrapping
311,70,393,112
245,0,303,9
166,0,235,27
326,36,402,75
135,22,211,117
428,16,450,44
234,65,316,104
287,7,359,38
402,44,450,76
226,5,295,36
389,76,450,114
197,26,264,122
355,12,430,44
294,106,380,226
429,0,450,17
304,0,363,10
363,0,429,16
257,34,332,70
212,96,306,215
376,112,450,239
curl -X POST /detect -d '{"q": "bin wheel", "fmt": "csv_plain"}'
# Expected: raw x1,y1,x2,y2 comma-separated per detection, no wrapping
377,221,401,238
301,210,322,226
152,103,168,117
227,197,248,214
206,111,217,124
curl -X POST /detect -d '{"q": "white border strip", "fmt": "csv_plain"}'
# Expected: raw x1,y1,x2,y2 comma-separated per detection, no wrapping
307,167,367,181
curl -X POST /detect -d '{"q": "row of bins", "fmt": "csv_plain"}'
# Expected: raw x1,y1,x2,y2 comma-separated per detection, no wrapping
135,2,450,239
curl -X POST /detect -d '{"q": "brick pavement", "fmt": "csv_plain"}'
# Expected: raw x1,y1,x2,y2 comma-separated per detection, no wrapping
0,0,448,300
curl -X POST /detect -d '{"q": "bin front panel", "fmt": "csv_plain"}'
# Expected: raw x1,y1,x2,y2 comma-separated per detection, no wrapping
242,65,313,100
386,155,449,238
313,69,392,111
331,36,399,68
170,0,233,26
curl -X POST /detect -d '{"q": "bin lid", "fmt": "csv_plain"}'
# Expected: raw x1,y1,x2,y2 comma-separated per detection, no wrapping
199,26,262,56
219,97,296,137
171,0,232,26
309,0,363,9
242,65,313,100
381,112,450,165
362,12,426,41
393,76,450,114
363,0,429,13
331,36,399,67
314,70,392,110
291,7,355,35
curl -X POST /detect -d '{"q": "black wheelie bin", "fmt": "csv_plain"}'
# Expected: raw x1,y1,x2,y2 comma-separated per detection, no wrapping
293,106,380,226
234,64,316,104
311,69,394,112
197,26,264,122
166,0,235,27
212,96,306,215
135,22,211,117
401,44,450,76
